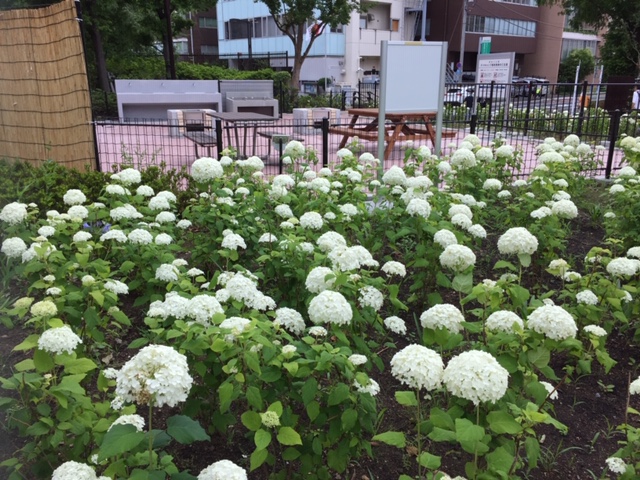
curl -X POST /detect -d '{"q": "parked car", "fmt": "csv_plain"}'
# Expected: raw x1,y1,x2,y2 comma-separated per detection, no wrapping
444,87,474,107
477,84,508,106
511,77,549,97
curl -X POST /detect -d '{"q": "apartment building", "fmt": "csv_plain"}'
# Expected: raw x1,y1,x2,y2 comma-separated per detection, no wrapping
186,0,578,87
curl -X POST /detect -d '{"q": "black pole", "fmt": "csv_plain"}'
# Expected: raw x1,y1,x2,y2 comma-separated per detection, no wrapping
469,113,477,135
215,119,223,158
576,80,588,137
523,87,533,136
164,0,176,79
605,110,621,179
322,117,329,167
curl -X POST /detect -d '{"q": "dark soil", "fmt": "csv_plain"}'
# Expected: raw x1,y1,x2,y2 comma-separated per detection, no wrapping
1,188,639,479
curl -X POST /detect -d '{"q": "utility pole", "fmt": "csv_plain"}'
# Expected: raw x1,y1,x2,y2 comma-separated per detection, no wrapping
164,0,176,79
459,0,473,74
420,0,427,41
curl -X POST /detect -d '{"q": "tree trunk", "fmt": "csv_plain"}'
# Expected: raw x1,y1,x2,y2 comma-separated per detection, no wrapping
83,0,111,92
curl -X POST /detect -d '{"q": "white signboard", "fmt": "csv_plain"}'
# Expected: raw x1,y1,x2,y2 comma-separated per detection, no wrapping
476,52,515,84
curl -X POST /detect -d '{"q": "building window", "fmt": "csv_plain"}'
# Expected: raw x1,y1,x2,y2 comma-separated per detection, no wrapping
201,44,219,55
330,24,343,33
391,19,399,32
199,17,217,29
561,39,598,60
492,0,537,5
359,15,368,29
466,15,536,37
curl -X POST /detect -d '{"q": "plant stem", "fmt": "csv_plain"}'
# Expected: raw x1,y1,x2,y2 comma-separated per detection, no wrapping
473,404,480,480
148,402,154,469
416,388,423,479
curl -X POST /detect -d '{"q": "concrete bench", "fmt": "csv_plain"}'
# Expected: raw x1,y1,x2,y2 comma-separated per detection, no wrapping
115,80,222,120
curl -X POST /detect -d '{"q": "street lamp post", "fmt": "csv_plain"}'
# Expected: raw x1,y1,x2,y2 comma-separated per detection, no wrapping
459,0,474,76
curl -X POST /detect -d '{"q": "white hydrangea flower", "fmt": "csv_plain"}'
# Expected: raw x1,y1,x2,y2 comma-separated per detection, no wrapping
443,350,509,405
51,461,101,480
46,287,62,296
274,204,294,219
114,344,192,408
381,166,407,186
258,233,277,243
191,157,224,182
38,325,82,355
405,198,432,219
198,459,247,480
0,202,28,225
349,354,368,366
539,151,565,164
104,279,129,295
308,326,328,337
358,286,384,311
630,377,640,395
105,184,127,196
551,199,578,219
527,304,577,340
583,325,607,337
449,204,473,220
274,307,306,335
576,290,598,305
220,316,252,336
176,219,192,229
451,213,473,230
439,244,476,272
626,246,640,259
606,257,640,276
73,231,92,243
384,316,407,335
339,203,359,218
381,261,407,277
154,233,173,245
483,179,503,190
475,147,494,162
317,231,347,253
450,149,477,168
1,237,28,259
109,414,145,432
540,381,559,400
300,212,324,230
155,264,179,282
112,168,142,186
438,161,452,174
308,290,352,326
605,457,627,475
31,300,57,317
485,311,524,333
434,229,458,248
221,233,246,250
497,227,538,256
128,229,153,245
186,295,224,326
305,266,336,293
467,224,487,239
390,344,444,391
530,207,552,219
420,304,465,333
67,205,89,220
63,189,86,206
609,184,626,194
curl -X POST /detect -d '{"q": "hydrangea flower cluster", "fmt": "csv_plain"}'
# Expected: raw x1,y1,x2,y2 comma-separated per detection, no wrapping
381,260,407,277
358,286,384,311
109,414,146,431
274,307,306,335
485,310,524,333
308,290,352,326
390,344,444,391
1,237,28,259
443,350,509,405
51,461,109,480
305,266,336,293
527,304,577,340
0,202,29,225
198,459,247,480
439,244,476,273
38,325,83,355
112,344,193,408
420,304,465,333
497,227,539,256
384,316,407,335
191,157,224,182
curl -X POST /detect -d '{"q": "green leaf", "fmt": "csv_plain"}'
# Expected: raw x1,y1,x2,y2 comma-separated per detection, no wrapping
218,382,234,413
62,358,97,375
517,253,531,267
128,337,149,349
13,334,39,351
494,260,516,271
53,374,86,396
455,418,488,455
254,429,272,450
487,411,522,435
327,383,349,406
250,447,268,471
246,386,263,410
341,408,357,431
277,426,302,446
306,400,320,421
452,272,473,294
33,349,54,373
428,427,457,442
282,447,301,461
372,431,406,448
268,401,283,416
395,390,418,407
166,416,210,444
418,452,441,469
89,290,104,307
486,446,514,475
527,347,550,369
241,411,262,432
98,425,146,461
524,437,540,469
301,378,318,405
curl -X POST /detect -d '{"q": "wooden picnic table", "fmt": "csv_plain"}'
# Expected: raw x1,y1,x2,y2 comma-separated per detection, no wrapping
328,108,455,159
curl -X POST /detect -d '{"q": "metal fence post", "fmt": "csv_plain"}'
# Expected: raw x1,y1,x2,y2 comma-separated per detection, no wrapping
523,87,533,137
215,119,223,158
322,117,329,167
605,110,621,179
577,80,588,137
469,114,477,134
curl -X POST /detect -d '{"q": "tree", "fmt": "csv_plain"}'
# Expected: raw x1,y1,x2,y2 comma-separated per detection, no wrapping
599,19,638,78
558,48,595,83
260,0,361,88
537,0,640,78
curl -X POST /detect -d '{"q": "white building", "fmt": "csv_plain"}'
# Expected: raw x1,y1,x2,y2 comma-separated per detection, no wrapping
216,0,421,89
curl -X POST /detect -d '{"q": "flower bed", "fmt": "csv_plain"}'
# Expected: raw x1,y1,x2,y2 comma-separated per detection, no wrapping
1,133,640,480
